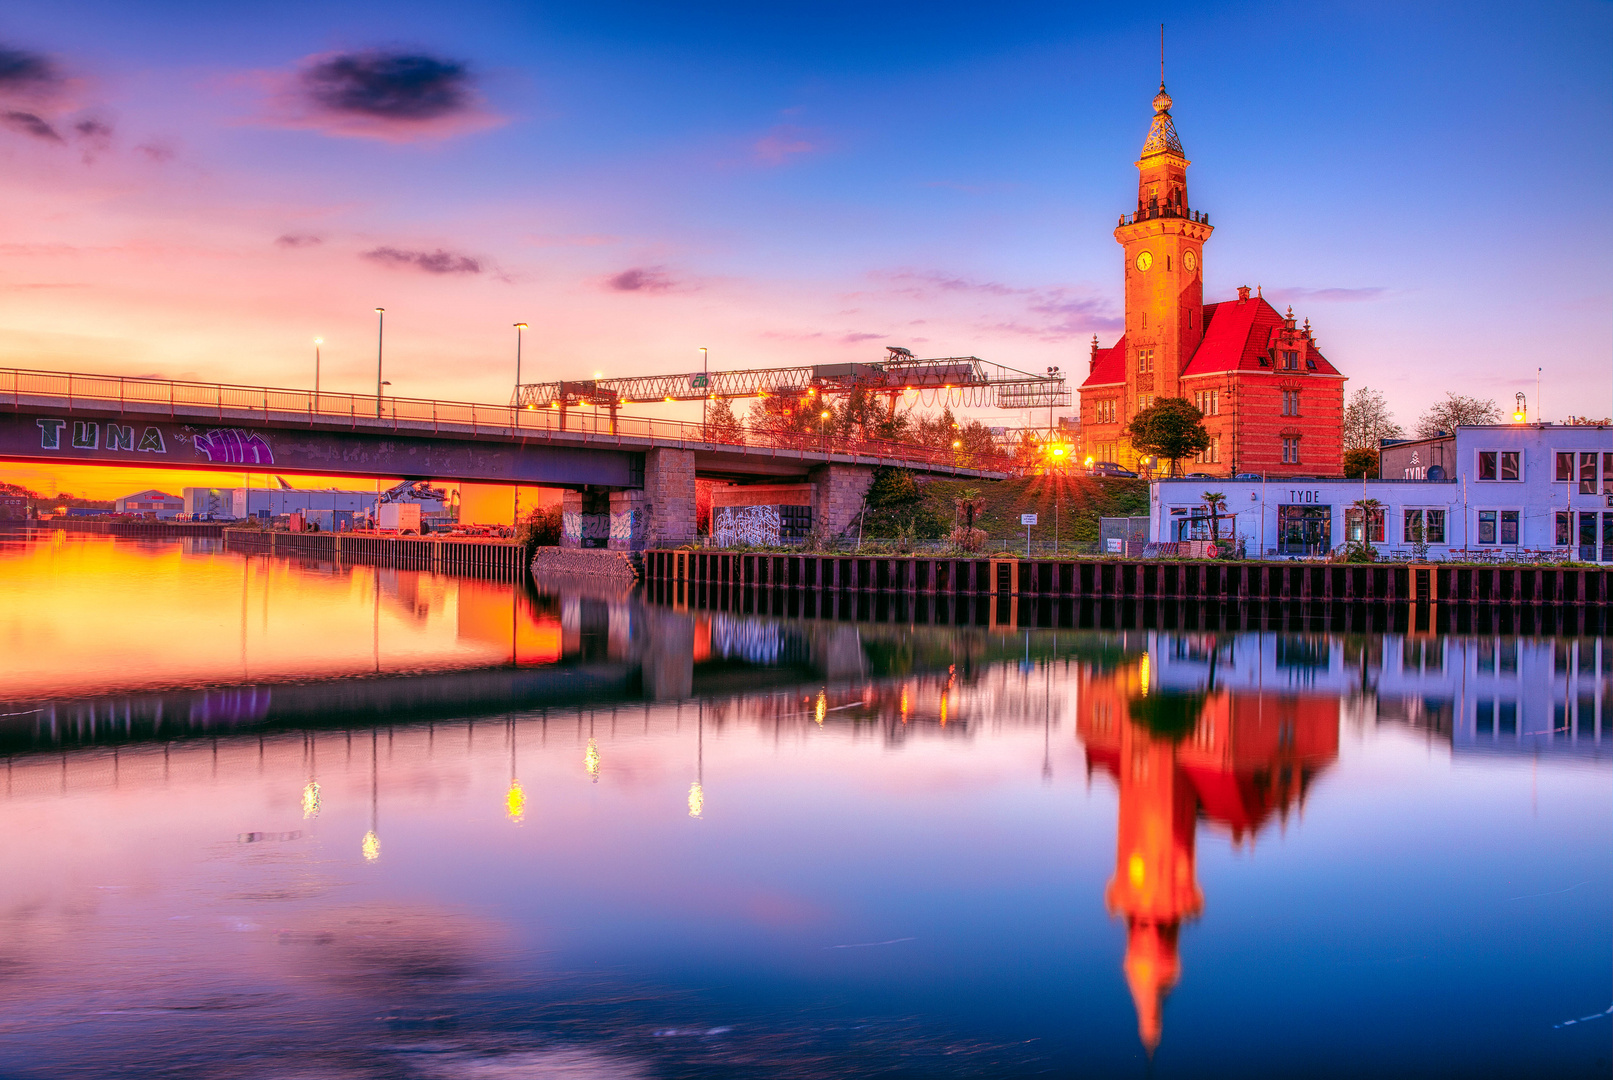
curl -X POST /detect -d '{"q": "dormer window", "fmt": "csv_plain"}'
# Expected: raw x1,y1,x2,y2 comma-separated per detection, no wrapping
1282,350,1300,370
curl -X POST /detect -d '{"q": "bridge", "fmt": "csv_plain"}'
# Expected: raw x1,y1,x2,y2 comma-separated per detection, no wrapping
1,367,1007,548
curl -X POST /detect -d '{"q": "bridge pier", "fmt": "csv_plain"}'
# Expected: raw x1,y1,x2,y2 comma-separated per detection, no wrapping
810,463,875,539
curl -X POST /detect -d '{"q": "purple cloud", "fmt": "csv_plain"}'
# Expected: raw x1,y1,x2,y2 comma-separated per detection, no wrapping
0,46,59,94
606,267,676,293
257,50,500,142
3,109,60,141
276,234,323,248
363,246,482,274
840,332,885,343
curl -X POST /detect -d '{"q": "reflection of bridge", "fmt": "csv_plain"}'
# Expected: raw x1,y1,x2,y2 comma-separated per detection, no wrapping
0,366,1004,548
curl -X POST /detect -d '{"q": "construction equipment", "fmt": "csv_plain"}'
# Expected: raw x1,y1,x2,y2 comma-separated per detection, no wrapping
513,347,1070,416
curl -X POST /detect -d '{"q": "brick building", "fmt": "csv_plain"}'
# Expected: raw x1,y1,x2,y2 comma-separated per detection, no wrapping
1078,84,1346,477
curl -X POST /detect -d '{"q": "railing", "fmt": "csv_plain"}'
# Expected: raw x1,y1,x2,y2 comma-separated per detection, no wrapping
0,366,1004,475
1119,207,1209,226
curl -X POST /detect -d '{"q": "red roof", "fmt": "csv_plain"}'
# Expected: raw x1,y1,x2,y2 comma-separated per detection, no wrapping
1079,296,1342,388
1082,334,1128,388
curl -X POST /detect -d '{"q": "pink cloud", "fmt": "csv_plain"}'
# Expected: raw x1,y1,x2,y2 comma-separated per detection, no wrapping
753,124,819,167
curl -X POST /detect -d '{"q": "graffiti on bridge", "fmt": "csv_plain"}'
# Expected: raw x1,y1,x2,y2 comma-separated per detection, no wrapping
192,428,275,465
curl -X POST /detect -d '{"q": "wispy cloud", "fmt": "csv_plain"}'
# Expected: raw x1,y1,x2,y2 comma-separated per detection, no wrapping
869,268,1025,299
523,233,619,248
362,246,482,274
0,45,62,97
753,124,819,167
605,266,677,293
1265,286,1389,304
275,234,323,248
865,268,1121,342
253,50,503,142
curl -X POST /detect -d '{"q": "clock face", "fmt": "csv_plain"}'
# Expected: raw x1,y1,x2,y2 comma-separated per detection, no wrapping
1183,250,1197,271
1135,251,1153,272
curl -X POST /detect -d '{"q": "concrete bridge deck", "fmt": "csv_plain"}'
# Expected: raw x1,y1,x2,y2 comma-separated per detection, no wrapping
0,366,1004,484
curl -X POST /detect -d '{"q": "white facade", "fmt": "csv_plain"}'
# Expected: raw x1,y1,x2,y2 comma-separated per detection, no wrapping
1151,423,1613,561
115,489,184,518
1148,629,1606,758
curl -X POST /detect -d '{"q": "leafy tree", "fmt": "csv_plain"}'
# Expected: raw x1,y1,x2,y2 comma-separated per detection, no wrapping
1343,447,1379,478
705,397,744,443
1342,386,1404,451
1125,397,1210,476
746,391,819,438
861,467,945,539
1416,392,1500,439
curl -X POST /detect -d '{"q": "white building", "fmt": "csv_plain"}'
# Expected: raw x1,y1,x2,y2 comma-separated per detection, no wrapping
115,489,184,518
1150,423,1613,562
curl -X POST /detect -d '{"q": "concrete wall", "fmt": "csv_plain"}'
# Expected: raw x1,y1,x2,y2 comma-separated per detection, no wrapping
644,447,697,547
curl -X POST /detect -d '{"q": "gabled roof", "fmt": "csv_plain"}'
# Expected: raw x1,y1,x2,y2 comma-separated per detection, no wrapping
1182,296,1341,378
1080,333,1129,389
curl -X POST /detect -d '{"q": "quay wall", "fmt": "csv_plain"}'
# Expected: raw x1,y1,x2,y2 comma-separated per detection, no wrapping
643,550,1613,607
44,518,225,539
224,529,526,578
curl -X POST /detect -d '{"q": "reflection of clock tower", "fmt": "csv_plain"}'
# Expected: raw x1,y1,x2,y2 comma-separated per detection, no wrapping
1114,85,1213,408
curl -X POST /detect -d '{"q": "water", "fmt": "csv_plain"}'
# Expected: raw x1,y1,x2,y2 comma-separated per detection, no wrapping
1,533,1608,1079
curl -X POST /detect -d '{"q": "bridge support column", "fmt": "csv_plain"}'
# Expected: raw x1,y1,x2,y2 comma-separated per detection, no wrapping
561,490,610,549
643,447,697,548
810,463,875,540
608,490,646,551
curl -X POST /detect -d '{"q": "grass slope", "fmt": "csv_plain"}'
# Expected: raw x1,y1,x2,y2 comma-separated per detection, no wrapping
915,475,1149,546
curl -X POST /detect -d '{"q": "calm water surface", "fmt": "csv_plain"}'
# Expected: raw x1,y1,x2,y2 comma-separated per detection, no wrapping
1,534,1608,1079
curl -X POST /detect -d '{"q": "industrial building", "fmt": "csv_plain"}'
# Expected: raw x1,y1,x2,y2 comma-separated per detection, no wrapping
114,489,185,518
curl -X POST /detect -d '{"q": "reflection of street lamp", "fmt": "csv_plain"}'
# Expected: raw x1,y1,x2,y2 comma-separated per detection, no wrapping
302,732,320,819
507,720,525,824
687,702,704,819
362,729,380,861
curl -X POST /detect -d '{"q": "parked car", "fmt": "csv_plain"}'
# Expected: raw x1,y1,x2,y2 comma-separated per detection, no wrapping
1180,472,1215,479
1087,461,1139,478
1233,473,1263,481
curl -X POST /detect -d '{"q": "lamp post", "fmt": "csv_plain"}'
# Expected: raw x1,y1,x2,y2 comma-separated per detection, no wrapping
699,347,709,432
513,322,528,404
313,337,323,410
374,308,385,418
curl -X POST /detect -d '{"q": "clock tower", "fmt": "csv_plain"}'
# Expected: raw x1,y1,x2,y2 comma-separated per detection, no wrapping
1114,85,1213,407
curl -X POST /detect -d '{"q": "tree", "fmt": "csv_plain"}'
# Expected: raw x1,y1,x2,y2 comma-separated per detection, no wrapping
1200,491,1227,541
1343,447,1379,478
705,397,744,443
1125,397,1210,476
746,391,818,438
1343,386,1404,451
1416,392,1500,439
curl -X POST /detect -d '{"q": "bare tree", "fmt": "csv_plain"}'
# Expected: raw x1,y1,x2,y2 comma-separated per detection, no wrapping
1343,386,1404,451
1415,392,1501,438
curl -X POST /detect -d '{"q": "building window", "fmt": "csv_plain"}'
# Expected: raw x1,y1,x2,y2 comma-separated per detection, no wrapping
1137,348,1154,374
1196,437,1220,465
1281,389,1301,416
1192,389,1219,416
1581,451,1599,494
1556,451,1574,482
1346,504,1385,543
1283,350,1300,370
1477,450,1521,481
1405,508,1446,545
1556,511,1572,547
1476,510,1518,545
1282,436,1301,463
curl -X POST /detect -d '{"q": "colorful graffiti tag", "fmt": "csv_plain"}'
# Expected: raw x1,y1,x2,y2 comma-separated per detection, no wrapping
192,428,274,465
714,505,781,547
36,419,168,455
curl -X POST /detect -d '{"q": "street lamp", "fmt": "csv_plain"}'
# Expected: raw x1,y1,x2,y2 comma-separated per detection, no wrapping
313,337,323,410
1513,392,1527,424
699,347,709,431
513,323,528,404
374,308,385,418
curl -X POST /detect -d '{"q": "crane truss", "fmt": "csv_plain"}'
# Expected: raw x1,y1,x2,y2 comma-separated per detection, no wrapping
514,356,1070,411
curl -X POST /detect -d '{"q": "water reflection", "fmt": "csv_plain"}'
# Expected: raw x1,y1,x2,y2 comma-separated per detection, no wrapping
0,535,1608,1078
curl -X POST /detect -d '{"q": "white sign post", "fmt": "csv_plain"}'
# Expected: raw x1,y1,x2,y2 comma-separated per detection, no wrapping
1021,513,1038,557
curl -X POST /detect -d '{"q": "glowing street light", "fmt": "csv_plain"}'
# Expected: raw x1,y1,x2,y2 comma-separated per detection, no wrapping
1513,392,1527,424
313,338,323,410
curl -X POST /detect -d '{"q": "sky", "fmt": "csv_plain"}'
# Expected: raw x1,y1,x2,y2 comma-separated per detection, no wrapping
1,0,1610,499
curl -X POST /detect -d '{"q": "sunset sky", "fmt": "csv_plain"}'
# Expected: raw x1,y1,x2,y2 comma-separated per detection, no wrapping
2,1,1610,499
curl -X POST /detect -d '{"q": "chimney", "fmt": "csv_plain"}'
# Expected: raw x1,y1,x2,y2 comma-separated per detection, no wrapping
1236,285,1251,304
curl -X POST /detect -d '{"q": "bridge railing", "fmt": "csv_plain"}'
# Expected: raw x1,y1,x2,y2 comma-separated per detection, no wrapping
0,367,1002,474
